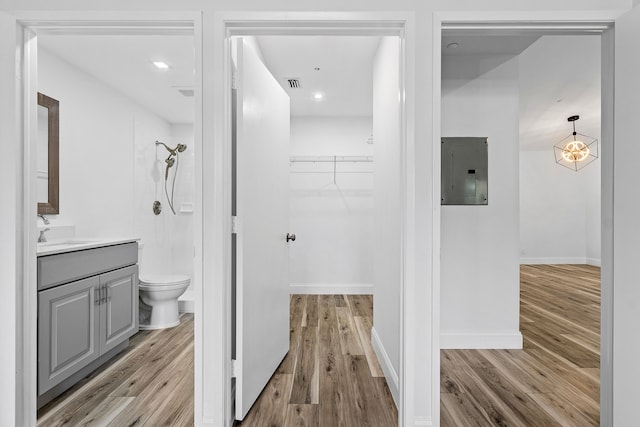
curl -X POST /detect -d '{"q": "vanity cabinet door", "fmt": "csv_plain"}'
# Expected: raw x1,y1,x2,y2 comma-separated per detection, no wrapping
38,276,100,394
99,264,139,354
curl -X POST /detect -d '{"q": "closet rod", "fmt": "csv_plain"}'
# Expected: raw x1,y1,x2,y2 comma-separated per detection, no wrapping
289,155,373,163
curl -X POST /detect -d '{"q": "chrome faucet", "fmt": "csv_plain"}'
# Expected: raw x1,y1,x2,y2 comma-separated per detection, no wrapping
38,214,50,225
38,228,50,243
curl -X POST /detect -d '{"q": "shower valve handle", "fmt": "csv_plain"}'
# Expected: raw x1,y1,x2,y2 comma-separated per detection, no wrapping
286,233,296,242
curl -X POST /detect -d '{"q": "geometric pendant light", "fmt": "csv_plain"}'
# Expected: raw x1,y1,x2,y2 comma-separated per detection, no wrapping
553,115,599,172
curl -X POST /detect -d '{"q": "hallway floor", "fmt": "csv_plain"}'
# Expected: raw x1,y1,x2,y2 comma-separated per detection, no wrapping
38,295,397,426
441,264,600,426
237,294,398,426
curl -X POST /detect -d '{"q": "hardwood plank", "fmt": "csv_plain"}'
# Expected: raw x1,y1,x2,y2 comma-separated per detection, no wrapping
141,350,195,427
284,404,319,427
278,295,305,375
353,316,384,377
106,340,194,426
470,366,560,426
346,355,397,426
239,374,293,427
528,392,598,426
76,396,135,427
305,295,319,327
446,365,529,427
440,386,495,427
346,295,373,321
289,326,319,405
334,295,348,308
108,327,193,397
478,349,552,394
335,307,364,356
317,295,352,427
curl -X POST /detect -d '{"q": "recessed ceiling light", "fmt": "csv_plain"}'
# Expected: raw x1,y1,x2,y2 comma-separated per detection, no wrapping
313,92,324,100
153,61,170,70
446,42,460,49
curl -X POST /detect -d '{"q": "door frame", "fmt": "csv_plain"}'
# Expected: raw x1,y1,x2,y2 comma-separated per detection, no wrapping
433,10,620,426
13,11,204,427
213,12,414,427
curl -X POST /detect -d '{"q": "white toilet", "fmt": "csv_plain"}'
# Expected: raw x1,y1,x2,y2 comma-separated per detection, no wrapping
138,243,190,330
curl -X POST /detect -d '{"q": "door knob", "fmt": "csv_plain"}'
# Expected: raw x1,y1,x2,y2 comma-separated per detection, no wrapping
286,233,296,242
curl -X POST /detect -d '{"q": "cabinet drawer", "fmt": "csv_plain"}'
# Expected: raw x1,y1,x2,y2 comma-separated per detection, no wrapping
38,242,138,290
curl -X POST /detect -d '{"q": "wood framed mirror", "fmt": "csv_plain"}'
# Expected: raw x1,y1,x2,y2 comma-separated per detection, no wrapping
37,92,59,215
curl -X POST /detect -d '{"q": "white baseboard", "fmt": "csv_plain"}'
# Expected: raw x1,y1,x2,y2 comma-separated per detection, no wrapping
371,326,399,408
440,331,523,349
520,257,588,265
587,258,601,267
179,289,195,313
520,257,602,267
414,416,432,426
289,283,373,295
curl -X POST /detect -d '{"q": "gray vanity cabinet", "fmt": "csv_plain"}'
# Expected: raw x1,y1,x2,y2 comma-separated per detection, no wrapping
37,242,139,399
38,276,101,394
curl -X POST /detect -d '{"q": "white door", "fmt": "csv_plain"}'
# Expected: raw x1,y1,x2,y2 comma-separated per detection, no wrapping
234,38,291,421
612,5,640,426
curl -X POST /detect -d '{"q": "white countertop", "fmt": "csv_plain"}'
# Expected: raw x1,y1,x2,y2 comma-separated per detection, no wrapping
37,237,140,257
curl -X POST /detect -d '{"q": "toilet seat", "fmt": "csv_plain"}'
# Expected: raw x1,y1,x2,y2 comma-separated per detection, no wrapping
139,274,190,289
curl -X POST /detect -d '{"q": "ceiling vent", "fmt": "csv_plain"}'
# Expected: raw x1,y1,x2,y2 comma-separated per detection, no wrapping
177,88,195,97
287,78,301,89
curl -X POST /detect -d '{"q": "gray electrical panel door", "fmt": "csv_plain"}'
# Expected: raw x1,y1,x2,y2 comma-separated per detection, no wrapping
100,265,139,354
441,137,488,205
38,276,100,394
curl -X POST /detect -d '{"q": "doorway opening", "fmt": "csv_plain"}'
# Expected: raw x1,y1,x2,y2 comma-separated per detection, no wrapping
19,17,203,426
229,33,404,425
438,25,608,425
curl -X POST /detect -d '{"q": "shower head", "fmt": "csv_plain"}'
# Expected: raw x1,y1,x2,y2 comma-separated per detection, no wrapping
164,156,175,180
177,143,187,153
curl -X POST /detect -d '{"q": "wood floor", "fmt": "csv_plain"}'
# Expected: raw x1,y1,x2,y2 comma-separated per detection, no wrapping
237,294,398,426
37,314,194,427
441,264,601,426
37,295,396,426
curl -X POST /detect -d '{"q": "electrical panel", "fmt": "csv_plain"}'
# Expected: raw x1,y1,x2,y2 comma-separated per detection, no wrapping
441,137,488,205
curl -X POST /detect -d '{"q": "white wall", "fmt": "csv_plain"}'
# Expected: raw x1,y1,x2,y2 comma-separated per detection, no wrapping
518,35,601,266
39,47,195,282
38,47,161,236
289,116,373,292
372,36,402,404
520,150,601,265
133,122,195,280
440,54,522,349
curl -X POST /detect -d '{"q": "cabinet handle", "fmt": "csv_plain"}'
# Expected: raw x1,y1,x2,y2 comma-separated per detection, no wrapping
95,286,100,305
106,286,111,303
101,285,107,305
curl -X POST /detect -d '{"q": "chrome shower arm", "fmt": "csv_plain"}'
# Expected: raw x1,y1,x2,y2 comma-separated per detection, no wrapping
156,140,177,155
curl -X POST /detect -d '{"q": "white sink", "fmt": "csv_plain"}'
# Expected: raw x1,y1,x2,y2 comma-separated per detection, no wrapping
38,239,101,247
36,237,139,257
